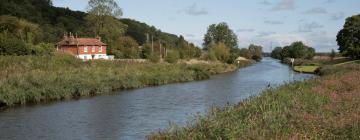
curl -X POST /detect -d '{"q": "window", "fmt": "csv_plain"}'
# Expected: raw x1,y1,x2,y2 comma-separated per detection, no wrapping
99,46,103,52
84,46,88,52
92,46,96,52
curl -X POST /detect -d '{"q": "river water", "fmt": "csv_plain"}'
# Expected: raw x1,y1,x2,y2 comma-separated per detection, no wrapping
0,58,314,140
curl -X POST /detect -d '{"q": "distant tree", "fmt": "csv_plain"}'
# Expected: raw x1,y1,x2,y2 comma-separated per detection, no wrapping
203,22,238,49
336,14,360,59
239,48,252,59
277,41,315,60
111,36,140,59
85,0,127,44
271,47,283,59
248,44,263,61
0,15,42,44
30,43,55,56
330,49,336,60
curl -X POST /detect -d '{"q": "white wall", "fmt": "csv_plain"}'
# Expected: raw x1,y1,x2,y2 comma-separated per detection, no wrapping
77,54,109,60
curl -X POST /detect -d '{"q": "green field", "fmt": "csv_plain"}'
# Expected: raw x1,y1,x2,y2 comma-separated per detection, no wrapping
293,65,320,73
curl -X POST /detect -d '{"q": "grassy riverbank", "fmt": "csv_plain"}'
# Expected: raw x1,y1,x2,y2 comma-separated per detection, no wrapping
149,62,360,139
0,54,250,108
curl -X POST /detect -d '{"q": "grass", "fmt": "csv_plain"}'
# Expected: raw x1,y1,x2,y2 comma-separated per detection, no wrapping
0,54,249,108
293,65,320,73
149,63,360,139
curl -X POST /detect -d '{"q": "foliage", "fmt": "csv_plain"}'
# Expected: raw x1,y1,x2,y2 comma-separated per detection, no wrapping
203,22,238,49
0,0,189,50
111,36,140,59
0,55,236,107
0,31,29,55
248,44,263,61
150,63,360,139
0,15,42,44
30,43,55,56
271,47,283,59
165,50,180,63
330,49,336,60
238,48,252,59
85,0,127,45
336,14,360,59
209,42,230,63
147,52,161,63
274,41,316,60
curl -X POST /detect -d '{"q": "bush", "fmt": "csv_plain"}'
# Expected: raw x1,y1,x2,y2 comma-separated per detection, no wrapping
165,50,180,63
147,52,160,63
0,32,29,55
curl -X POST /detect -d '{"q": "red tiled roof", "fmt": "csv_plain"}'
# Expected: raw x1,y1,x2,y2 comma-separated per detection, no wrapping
57,37,107,46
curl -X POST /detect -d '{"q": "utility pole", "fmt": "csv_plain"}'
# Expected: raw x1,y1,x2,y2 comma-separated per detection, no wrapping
159,40,162,58
151,35,154,53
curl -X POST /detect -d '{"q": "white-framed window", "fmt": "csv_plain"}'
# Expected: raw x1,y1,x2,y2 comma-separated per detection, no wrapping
92,46,96,52
84,46,88,52
99,46,103,52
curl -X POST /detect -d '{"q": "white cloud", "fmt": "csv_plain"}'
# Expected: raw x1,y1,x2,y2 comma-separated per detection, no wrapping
330,12,345,20
297,22,324,33
264,20,284,25
303,7,327,14
179,4,208,16
237,28,255,32
270,0,296,11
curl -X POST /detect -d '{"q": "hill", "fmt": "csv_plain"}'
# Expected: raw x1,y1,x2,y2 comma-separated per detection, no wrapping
0,0,186,46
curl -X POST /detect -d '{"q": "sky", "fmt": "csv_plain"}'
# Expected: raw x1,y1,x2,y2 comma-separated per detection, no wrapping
52,0,360,52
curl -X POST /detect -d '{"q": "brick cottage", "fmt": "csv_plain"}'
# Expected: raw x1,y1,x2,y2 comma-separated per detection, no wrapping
56,33,110,60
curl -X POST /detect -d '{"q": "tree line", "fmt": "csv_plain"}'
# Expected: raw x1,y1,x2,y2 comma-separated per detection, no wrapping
0,0,264,64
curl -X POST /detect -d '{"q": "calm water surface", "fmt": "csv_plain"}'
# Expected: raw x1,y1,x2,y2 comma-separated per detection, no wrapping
0,58,315,140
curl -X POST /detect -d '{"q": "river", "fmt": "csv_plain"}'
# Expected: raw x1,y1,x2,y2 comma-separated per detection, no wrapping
0,58,315,140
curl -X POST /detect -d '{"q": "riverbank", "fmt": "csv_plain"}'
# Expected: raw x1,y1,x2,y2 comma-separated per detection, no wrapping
0,54,254,108
149,62,360,139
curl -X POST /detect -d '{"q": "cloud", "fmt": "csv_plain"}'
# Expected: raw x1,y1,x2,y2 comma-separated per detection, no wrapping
303,7,327,14
237,28,255,32
324,0,336,4
259,0,271,5
270,0,296,11
185,34,195,38
330,12,345,20
256,31,276,37
264,20,284,25
179,4,208,16
297,22,324,33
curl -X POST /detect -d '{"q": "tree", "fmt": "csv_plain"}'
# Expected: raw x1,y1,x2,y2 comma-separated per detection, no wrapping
0,15,42,44
336,14,360,59
85,0,127,44
330,49,336,60
209,42,230,63
271,47,283,59
248,44,263,61
277,41,315,60
239,48,252,59
111,36,140,59
0,32,29,55
203,22,238,49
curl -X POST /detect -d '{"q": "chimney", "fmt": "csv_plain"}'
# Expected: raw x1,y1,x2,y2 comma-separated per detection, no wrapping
96,35,101,41
63,32,68,39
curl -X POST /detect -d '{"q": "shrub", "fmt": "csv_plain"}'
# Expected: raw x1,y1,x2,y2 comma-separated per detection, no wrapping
165,50,180,63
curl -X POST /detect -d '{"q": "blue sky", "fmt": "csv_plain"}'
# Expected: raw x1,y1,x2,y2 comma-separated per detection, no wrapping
53,0,360,52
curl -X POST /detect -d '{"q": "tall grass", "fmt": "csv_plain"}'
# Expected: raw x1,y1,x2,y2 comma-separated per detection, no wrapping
149,63,360,139
0,54,239,107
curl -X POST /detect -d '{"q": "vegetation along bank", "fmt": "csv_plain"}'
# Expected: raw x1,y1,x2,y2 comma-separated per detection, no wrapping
0,54,256,108
149,55,360,140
